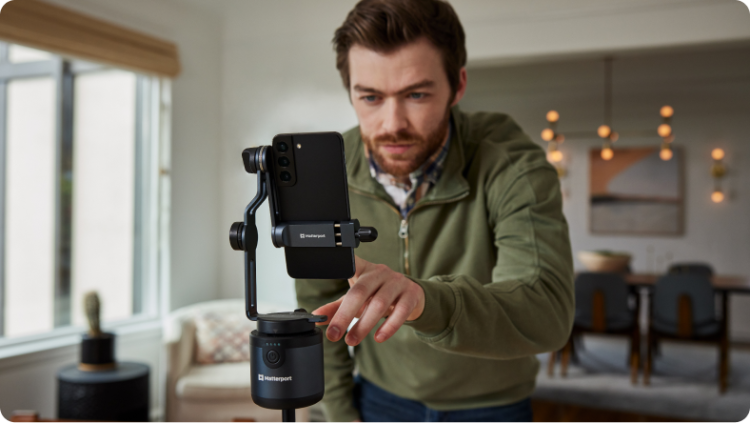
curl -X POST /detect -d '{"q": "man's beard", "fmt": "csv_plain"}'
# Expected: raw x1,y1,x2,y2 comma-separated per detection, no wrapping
362,110,450,178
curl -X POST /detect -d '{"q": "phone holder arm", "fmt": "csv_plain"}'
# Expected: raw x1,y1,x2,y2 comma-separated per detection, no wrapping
229,145,378,321
229,146,273,320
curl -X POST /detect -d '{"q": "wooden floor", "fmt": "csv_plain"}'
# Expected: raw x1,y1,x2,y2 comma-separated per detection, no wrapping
531,399,692,422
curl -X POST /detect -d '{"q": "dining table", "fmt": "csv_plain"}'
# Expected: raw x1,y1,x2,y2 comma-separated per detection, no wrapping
622,274,750,292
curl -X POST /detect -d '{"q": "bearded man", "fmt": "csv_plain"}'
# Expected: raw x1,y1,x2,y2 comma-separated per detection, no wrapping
295,0,574,421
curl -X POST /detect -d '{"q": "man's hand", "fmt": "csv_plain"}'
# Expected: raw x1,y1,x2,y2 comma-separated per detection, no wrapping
312,256,425,346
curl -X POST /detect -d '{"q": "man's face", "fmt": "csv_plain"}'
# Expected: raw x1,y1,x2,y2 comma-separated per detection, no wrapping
348,37,466,177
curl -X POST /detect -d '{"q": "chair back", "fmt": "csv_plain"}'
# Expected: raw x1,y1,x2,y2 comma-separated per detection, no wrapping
652,274,717,337
575,273,633,331
668,262,714,277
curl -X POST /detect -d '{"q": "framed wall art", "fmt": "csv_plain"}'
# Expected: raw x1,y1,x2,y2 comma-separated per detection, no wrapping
590,147,683,235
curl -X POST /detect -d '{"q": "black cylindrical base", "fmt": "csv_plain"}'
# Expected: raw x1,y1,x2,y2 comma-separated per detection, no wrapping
57,362,149,422
250,315,324,411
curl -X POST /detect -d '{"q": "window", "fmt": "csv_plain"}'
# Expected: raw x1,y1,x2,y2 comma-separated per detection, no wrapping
0,42,166,339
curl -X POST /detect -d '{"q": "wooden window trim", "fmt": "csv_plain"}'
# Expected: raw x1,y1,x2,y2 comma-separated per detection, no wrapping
0,0,180,77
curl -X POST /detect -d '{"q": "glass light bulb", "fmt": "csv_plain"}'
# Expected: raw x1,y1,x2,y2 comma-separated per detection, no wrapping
601,147,614,161
549,150,563,163
541,128,554,141
546,110,559,123
597,125,611,139
660,147,673,161
660,105,674,118
657,123,672,138
711,190,724,203
712,148,725,161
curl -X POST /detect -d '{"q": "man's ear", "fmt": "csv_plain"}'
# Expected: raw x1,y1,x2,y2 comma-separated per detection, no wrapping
451,67,468,106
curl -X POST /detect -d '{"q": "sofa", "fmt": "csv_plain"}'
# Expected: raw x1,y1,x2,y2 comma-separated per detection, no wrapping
164,299,313,422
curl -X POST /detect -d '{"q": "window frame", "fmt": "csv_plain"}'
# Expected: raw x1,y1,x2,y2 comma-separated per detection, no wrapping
0,42,170,346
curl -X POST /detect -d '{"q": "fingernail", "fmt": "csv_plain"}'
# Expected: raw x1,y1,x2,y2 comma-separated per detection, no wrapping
348,335,359,345
328,326,340,340
375,334,385,343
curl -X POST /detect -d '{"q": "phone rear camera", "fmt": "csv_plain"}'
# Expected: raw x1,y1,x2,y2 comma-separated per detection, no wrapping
277,157,290,167
280,171,291,182
276,142,289,152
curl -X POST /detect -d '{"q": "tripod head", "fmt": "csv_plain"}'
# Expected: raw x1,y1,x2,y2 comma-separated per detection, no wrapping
229,144,377,320
228,137,377,418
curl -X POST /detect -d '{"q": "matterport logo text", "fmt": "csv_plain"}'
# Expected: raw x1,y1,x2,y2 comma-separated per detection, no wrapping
258,374,293,382
299,233,326,239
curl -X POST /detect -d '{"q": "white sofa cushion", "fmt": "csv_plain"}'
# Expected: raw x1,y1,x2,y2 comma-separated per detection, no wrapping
176,362,251,401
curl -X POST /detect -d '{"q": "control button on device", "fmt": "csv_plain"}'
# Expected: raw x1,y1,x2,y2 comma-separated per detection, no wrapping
267,350,280,364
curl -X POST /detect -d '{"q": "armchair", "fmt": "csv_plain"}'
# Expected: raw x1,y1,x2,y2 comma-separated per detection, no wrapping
164,299,311,422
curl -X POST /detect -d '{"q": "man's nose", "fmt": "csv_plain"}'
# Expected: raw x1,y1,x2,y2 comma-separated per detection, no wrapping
381,98,409,135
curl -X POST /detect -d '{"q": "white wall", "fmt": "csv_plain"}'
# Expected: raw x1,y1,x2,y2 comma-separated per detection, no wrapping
0,0,222,419
451,0,750,65
459,45,750,340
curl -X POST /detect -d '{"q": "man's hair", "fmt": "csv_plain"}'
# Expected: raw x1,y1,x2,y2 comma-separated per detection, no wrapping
333,0,466,98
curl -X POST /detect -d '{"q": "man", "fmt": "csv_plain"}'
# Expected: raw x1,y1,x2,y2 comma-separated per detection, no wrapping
295,0,574,421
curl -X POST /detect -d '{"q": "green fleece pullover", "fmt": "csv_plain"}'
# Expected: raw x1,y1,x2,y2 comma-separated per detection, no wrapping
295,107,574,422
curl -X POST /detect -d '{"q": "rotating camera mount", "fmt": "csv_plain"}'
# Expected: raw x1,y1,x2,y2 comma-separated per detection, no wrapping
229,144,377,422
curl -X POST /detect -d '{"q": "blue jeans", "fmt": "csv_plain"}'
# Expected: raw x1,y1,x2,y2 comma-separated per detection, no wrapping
353,376,533,422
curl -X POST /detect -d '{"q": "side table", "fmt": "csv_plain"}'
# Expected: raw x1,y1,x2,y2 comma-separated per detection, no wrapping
57,361,150,421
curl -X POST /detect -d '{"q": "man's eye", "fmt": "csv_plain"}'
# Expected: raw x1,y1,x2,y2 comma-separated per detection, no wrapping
363,95,378,102
409,92,425,100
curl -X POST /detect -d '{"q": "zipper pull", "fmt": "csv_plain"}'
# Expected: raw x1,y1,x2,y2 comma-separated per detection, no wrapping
399,220,408,238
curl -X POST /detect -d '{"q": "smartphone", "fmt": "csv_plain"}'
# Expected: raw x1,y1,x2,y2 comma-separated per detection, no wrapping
269,132,355,279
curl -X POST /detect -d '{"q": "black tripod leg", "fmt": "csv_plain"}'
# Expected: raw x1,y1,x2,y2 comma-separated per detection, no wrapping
282,409,295,422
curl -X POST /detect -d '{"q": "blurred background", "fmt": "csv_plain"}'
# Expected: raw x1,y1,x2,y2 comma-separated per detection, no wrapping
0,0,748,421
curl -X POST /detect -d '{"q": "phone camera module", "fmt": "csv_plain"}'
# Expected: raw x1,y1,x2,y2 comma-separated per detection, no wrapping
280,171,292,182
276,142,289,153
277,157,290,167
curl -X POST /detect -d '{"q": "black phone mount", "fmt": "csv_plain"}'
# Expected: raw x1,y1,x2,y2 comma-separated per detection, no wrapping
229,144,377,422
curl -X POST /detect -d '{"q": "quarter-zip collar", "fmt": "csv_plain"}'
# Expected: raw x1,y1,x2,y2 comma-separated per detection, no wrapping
346,106,471,207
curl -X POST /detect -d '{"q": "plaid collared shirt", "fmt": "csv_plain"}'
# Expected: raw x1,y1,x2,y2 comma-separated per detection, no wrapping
367,124,451,219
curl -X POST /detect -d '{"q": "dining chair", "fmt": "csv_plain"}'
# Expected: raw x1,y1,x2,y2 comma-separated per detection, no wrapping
668,262,714,277
644,274,728,393
548,272,640,384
